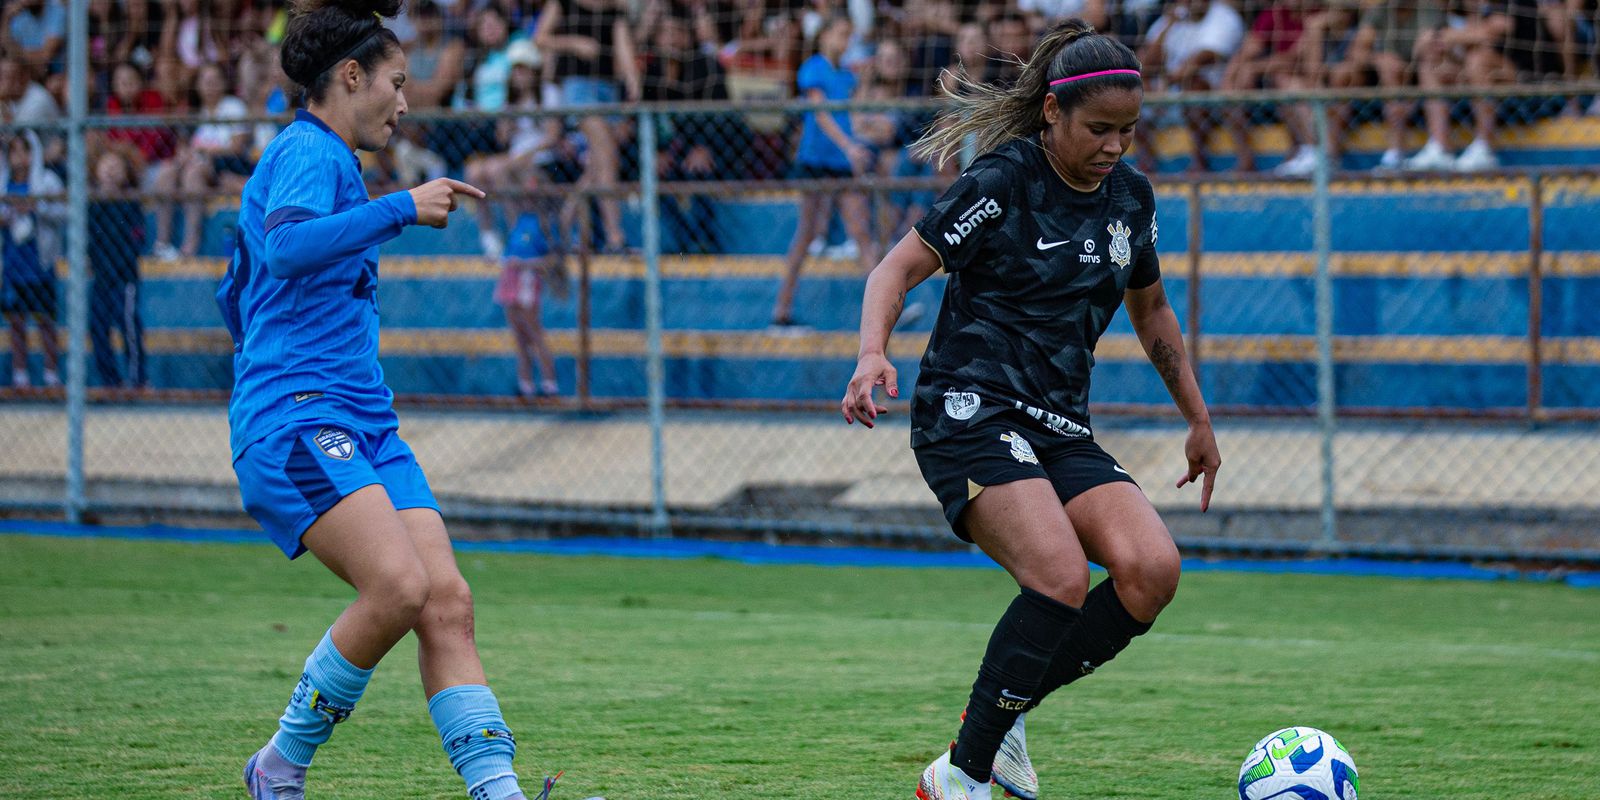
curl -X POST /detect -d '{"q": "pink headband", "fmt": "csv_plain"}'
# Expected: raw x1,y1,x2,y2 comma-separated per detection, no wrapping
1049,69,1141,87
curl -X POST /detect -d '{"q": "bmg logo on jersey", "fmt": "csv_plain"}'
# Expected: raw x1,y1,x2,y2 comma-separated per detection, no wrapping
944,196,1003,246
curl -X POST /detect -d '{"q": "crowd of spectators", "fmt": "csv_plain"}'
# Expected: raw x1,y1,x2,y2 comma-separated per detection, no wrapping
0,0,1593,255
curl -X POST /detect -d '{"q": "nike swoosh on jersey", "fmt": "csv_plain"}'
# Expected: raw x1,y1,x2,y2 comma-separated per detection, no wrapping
1036,238,1070,250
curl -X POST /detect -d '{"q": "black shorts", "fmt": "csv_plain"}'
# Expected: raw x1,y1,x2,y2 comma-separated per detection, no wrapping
913,410,1138,542
1,280,57,316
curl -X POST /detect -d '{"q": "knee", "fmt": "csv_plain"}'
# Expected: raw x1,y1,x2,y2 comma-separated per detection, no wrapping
1114,545,1182,617
369,562,432,630
420,575,475,635
1022,561,1090,609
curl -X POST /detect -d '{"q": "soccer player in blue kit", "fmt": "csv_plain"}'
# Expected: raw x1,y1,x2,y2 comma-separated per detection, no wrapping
220,1,552,798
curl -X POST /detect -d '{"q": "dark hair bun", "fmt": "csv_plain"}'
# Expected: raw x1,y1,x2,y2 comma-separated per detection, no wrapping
290,0,404,19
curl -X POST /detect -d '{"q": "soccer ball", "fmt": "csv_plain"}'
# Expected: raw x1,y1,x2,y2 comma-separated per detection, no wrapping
1237,726,1359,800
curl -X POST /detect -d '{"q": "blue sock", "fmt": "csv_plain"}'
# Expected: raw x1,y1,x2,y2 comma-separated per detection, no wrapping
428,684,523,800
269,628,375,767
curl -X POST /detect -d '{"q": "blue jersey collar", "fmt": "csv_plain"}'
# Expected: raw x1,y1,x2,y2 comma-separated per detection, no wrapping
295,109,360,166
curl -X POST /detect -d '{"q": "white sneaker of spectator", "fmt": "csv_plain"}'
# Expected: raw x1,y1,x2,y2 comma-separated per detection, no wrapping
1272,145,1319,177
480,229,504,259
11,369,28,388
808,236,826,256
1453,139,1499,173
1374,148,1404,172
823,239,859,260
42,369,60,388
153,242,181,262
1402,140,1456,172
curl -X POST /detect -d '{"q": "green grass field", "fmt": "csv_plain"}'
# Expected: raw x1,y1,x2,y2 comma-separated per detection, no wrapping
1,534,1596,799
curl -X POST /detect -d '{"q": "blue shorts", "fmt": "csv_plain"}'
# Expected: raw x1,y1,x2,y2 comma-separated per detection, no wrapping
234,423,439,559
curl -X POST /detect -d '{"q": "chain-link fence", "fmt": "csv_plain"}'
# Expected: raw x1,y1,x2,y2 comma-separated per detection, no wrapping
4,0,1600,559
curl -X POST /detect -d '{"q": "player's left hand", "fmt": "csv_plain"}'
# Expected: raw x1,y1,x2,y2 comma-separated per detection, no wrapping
1176,420,1220,512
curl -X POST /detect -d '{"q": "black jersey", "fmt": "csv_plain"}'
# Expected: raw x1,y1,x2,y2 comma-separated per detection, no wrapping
909,137,1160,447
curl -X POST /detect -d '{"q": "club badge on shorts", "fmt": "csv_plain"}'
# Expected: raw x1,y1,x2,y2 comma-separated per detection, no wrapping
1000,431,1039,465
944,391,981,420
314,427,354,461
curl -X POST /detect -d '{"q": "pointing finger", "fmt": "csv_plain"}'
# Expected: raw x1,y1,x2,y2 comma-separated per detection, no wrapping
441,178,487,199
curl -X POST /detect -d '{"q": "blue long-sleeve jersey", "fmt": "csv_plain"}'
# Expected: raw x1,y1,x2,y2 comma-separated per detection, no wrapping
218,109,418,460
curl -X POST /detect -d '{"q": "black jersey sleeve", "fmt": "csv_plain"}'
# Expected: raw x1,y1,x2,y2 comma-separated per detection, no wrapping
1126,173,1161,290
912,157,1015,273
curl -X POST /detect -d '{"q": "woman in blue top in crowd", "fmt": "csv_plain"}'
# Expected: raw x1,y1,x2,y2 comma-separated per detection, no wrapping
772,15,880,327
220,2,555,799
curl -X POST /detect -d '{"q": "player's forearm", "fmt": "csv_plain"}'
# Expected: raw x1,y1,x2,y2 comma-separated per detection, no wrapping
857,262,907,358
1133,306,1211,427
263,192,416,280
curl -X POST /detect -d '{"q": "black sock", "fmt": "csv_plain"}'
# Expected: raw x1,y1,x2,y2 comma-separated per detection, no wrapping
951,587,1081,784
1026,578,1153,711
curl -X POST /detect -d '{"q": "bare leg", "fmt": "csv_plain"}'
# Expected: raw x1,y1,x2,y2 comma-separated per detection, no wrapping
966,479,1090,605
7,313,27,380
1064,482,1181,623
179,157,212,257
774,192,829,324
299,484,433,669
397,508,489,696
835,191,880,273
505,304,536,393
152,158,182,251
35,313,59,374
580,117,625,251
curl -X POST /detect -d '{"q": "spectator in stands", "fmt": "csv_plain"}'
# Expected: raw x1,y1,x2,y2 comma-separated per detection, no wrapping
1137,0,1246,171
536,0,643,254
88,144,148,389
1406,0,1560,171
772,15,877,328
0,55,59,125
151,55,193,113
1335,0,1440,171
151,62,250,259
643,11,734,253
237,45,291,158
0,0,65,75
0,131,65,389
162,0,225,76
1019,0,1110,31
103,62,179,183
902,0,961,95
1298,2,1363,169
88,0,139,104
984,13,1036,86
467,40,573,259
1221,0,1317,174
495,211,563,398
856,38,931,241
401,0,467,110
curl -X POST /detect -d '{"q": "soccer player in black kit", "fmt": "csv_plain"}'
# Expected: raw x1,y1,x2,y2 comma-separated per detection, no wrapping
841,19,1221,800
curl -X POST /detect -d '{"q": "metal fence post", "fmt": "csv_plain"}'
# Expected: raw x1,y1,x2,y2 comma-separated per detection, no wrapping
1311,99,1337,550
64,0,90,523
1527,173,1544,423
639,108,669,538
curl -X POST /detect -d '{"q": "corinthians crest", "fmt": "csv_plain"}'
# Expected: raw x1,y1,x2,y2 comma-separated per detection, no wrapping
1107,220,1132,269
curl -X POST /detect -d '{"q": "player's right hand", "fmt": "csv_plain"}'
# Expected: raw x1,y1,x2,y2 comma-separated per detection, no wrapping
842,352,897,428
409,178,486,228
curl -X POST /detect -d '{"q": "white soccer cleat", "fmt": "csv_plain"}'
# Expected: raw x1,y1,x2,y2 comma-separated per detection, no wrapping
992,713,1039,800
917,749,992,800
